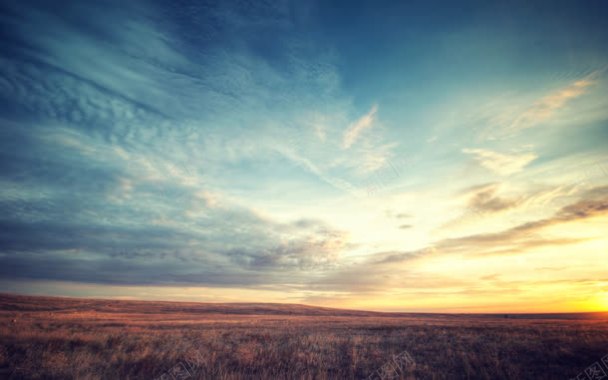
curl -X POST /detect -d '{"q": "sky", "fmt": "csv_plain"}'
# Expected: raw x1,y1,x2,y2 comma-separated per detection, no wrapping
0,0,607,313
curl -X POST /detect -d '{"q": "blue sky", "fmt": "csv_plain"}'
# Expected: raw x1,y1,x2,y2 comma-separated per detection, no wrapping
0,0,607,312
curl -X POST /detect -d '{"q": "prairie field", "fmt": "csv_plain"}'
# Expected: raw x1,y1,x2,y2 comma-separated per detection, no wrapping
1,294,607,380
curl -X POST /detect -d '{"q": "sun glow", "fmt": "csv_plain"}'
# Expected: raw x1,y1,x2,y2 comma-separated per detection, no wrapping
596,292,608,312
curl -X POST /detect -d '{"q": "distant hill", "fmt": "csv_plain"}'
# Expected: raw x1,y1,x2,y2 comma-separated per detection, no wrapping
1,292,606,320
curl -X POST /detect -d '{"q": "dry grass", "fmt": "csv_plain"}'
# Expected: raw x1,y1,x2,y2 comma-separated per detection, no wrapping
1,293,607,379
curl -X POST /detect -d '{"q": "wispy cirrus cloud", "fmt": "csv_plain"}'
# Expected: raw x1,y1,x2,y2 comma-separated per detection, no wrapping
476,71,605,141
505,73,598,135
462,148,537,176
342,104,378,149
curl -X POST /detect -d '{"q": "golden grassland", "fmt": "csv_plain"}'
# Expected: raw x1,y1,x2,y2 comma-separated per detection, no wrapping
1,293,607,379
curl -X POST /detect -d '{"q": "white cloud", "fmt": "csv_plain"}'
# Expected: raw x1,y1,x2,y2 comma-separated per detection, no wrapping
342,104,378,149
481,72,601,141
463,148,537,176
274,146,362,196
507,76,595,133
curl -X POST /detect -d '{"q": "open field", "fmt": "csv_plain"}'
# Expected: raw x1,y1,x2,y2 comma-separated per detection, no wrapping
1,294,607,379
